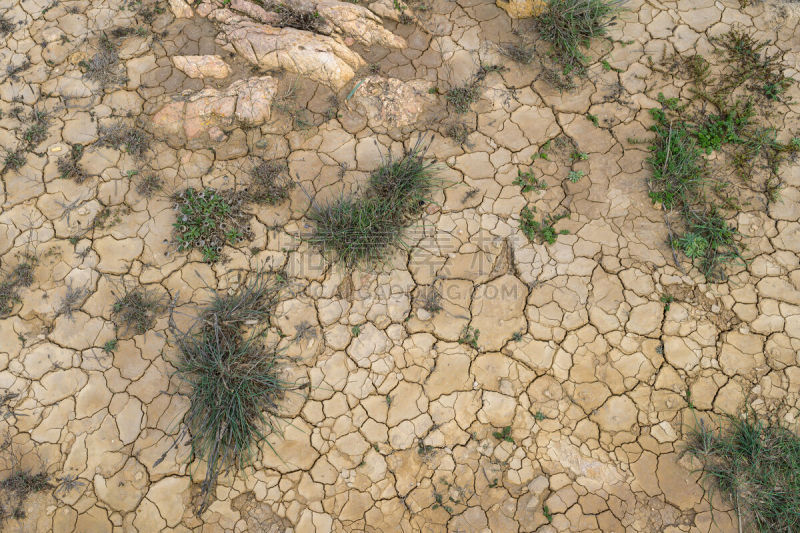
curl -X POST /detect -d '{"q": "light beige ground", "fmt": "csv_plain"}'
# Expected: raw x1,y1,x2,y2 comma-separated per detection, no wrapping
1,0,800,531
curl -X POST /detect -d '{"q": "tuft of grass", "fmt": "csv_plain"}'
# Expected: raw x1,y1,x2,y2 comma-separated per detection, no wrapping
112,287,164,336
535,0,625,77
170,269,295,514
57,144,87,182
172,188,253,263
445,84,481,114
309,196,401,267
520,206,570,245
445,123,471,145
309,138,437,266
272,3,326,32
81,33,126,87
685,412,800,533
98,122,151,160
0,16,15,36
0,467,51,521
0,254,36,317
57,284,88,319
200,269,285,335
416,284,442,314
22,110,49,148
499,42,534,64
247,159,294,205
2,149,25,175
368,142,437,218
135,173,163,197
458,325,480,350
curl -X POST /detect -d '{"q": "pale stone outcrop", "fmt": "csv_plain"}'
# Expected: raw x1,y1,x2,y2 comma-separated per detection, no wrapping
172,55,231,79
152,76,277,146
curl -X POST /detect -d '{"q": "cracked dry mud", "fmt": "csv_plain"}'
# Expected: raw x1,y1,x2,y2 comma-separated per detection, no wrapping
1,0,800,531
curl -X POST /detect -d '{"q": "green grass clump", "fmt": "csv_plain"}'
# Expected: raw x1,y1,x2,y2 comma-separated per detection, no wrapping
309,139,437,266
111,287,164,336
536,0,625,77
647,100,746,279
685,412,800,532
309,196,402,266
170,269,295,513
520,206,570,245
173,188,252,263
368,144,437,217
694,101,753,154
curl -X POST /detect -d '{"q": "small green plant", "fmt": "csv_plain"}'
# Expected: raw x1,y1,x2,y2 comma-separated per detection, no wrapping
543,504,553,523
111,286,164,336
458,325,480,350
520,206,570,245
492,426,514,443
0,254,36,317
660,294,674,311
587,113,599,126
534,411,546,421
58,144,87,182
351,324,361,337
22,110,48,148
685,411,800,533
103,339,118,353
173,188,252,262
533,140,552,160
513,169,547,192
536,0,625,78
169,268,296,514
693,101,753,154
511,331,523,342
567,170,585,183
2,149,25,174
247,159,293,205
